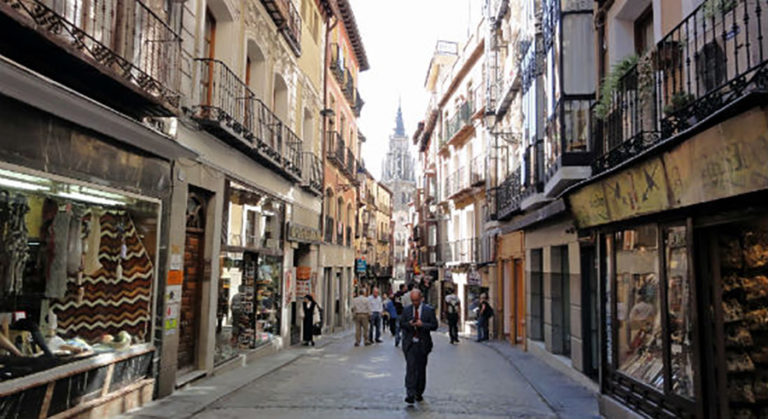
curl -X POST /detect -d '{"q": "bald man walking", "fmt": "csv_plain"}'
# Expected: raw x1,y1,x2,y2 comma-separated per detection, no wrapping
399,289,438,405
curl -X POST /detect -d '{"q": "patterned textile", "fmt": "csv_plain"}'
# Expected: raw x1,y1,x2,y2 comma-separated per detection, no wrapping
53,210,153,342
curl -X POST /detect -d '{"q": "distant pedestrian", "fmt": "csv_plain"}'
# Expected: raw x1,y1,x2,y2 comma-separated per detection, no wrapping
400,289,438,404
384,292,401,346
476,293,493,342
401,283,414,308
351,289,372,346
300,294,320,346
369,287,383,343
445,288,461,344
381,292,391,333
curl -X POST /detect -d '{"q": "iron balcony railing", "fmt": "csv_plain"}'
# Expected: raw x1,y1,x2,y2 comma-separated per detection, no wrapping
497,166,523,220
522,140,545,199
260,0,301,55
344,68,356,104
330,43,345,85
470,154,487,186
345,148,356,178
300,152,322,195
378,232,390,244
441,239,480,264
3,0,182,111
193,59,302,180
324,215,334,243
325,131,345,167
354,89,365,117
593,0,768,174
442,100,474,146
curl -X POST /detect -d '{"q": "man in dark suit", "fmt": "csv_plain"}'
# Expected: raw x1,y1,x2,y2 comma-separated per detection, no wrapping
399,289,438,405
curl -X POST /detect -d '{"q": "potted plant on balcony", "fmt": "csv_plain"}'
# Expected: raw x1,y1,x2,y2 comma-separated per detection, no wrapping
703,0,737,18
593,54,638,120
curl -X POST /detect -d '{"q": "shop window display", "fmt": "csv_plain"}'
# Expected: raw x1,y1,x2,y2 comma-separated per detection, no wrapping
665,226,695,398
615,225,664,389
714,220,768,418
0,168,157,379
215,182,284,365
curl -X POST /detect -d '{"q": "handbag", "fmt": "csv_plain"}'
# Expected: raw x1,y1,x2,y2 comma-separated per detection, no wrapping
312,323,322,336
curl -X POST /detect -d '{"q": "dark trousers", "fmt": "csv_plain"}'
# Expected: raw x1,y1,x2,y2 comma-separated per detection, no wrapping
369,312,381,341
447,313,459,342
404,343,429,397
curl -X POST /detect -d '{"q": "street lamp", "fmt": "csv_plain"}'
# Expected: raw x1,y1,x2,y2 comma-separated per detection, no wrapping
484,109,520,145
482,109,496,128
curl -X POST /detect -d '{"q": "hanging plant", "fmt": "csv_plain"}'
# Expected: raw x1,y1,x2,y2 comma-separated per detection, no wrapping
702,0,737,19
593,54,638,120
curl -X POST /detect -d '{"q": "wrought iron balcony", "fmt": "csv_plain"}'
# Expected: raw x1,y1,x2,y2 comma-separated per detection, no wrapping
521,140,546,209
345,148,355,177
592,63,660,174
441,100,474,147
329,43,345,85
191,58,302,182
344,68,356,104
497,166,522,220
442,239,479,265
260,0,301,56
0,0,181,116
378,231,390,243
325,130,345,168
354,89,365,117
593,0,768,174
469,154,486,186
300,152,322,195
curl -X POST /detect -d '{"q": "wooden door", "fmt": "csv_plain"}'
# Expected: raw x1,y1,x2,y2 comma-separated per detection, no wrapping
178,191,207,372
514,259,525,343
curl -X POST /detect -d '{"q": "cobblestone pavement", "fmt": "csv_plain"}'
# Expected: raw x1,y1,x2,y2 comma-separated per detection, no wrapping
126,330,600,419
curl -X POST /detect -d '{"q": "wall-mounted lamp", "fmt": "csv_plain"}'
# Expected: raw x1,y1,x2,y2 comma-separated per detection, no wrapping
320,108,335,118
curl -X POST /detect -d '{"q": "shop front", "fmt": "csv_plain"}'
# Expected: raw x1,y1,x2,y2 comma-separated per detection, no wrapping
0,93,184,418
498,230,525,345
214,181,285,365
569,106,768,418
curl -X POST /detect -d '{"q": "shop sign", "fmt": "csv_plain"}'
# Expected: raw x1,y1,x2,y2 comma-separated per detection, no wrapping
296,266,311,280
444,269,453,283
286,222,322,243
569,108,768,228
468,269,481,286
356,259,367,273
165,272,183,336
296,279,311,297
284,270,293,306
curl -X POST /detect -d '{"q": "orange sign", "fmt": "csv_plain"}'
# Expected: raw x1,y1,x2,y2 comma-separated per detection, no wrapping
167,270,183,286
296,266,311,280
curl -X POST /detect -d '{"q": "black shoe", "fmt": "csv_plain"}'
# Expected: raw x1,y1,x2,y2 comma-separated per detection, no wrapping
415,395,424,402
405,396,414,404
376,339,383,343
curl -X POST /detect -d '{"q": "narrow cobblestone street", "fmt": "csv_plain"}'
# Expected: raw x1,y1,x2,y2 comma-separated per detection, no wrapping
124,330,599,419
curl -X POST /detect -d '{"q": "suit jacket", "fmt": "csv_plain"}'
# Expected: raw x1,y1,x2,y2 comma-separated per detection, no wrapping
400,304,439,354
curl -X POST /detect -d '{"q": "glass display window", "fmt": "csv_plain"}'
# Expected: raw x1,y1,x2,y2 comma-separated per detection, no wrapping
615,225,663,389
664,225,695,399
0,167,159,379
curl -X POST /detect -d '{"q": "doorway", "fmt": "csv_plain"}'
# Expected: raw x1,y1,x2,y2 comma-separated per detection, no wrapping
513,258,525,343
178,189,209,373
580,244,599,380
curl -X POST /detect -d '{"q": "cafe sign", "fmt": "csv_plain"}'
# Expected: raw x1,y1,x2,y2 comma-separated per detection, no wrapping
286,222,322,243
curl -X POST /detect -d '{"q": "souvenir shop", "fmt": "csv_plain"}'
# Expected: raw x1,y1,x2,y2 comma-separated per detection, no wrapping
568,107,768,418
0,94,175,418
215,181,284,364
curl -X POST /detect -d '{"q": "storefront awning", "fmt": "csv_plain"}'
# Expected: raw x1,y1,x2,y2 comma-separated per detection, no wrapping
0,56,198,162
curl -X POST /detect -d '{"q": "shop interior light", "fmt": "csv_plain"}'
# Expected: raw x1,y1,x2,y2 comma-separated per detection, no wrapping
57,191,125,207
0,168,51,185
0,176,51,192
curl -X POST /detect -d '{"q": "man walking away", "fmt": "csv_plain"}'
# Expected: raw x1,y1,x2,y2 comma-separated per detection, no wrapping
369,287,383,343
351,289,372,346
476,293,493,342
384,292,401,346
400,289,438,405
445,287,461,344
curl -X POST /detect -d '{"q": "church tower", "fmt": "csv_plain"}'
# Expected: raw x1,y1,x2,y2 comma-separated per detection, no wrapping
382,104,416,284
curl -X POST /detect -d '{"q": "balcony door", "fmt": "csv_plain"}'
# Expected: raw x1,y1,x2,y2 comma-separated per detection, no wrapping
202,10,216,107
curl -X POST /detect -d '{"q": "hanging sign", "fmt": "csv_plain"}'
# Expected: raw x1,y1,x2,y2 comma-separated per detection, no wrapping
468,269,481,286
356,259,367,273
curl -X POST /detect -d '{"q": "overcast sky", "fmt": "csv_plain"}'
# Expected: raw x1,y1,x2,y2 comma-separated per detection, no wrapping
351,0,473,181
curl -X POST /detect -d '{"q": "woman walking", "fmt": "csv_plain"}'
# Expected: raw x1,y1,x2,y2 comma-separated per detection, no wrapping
301,294,320,346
